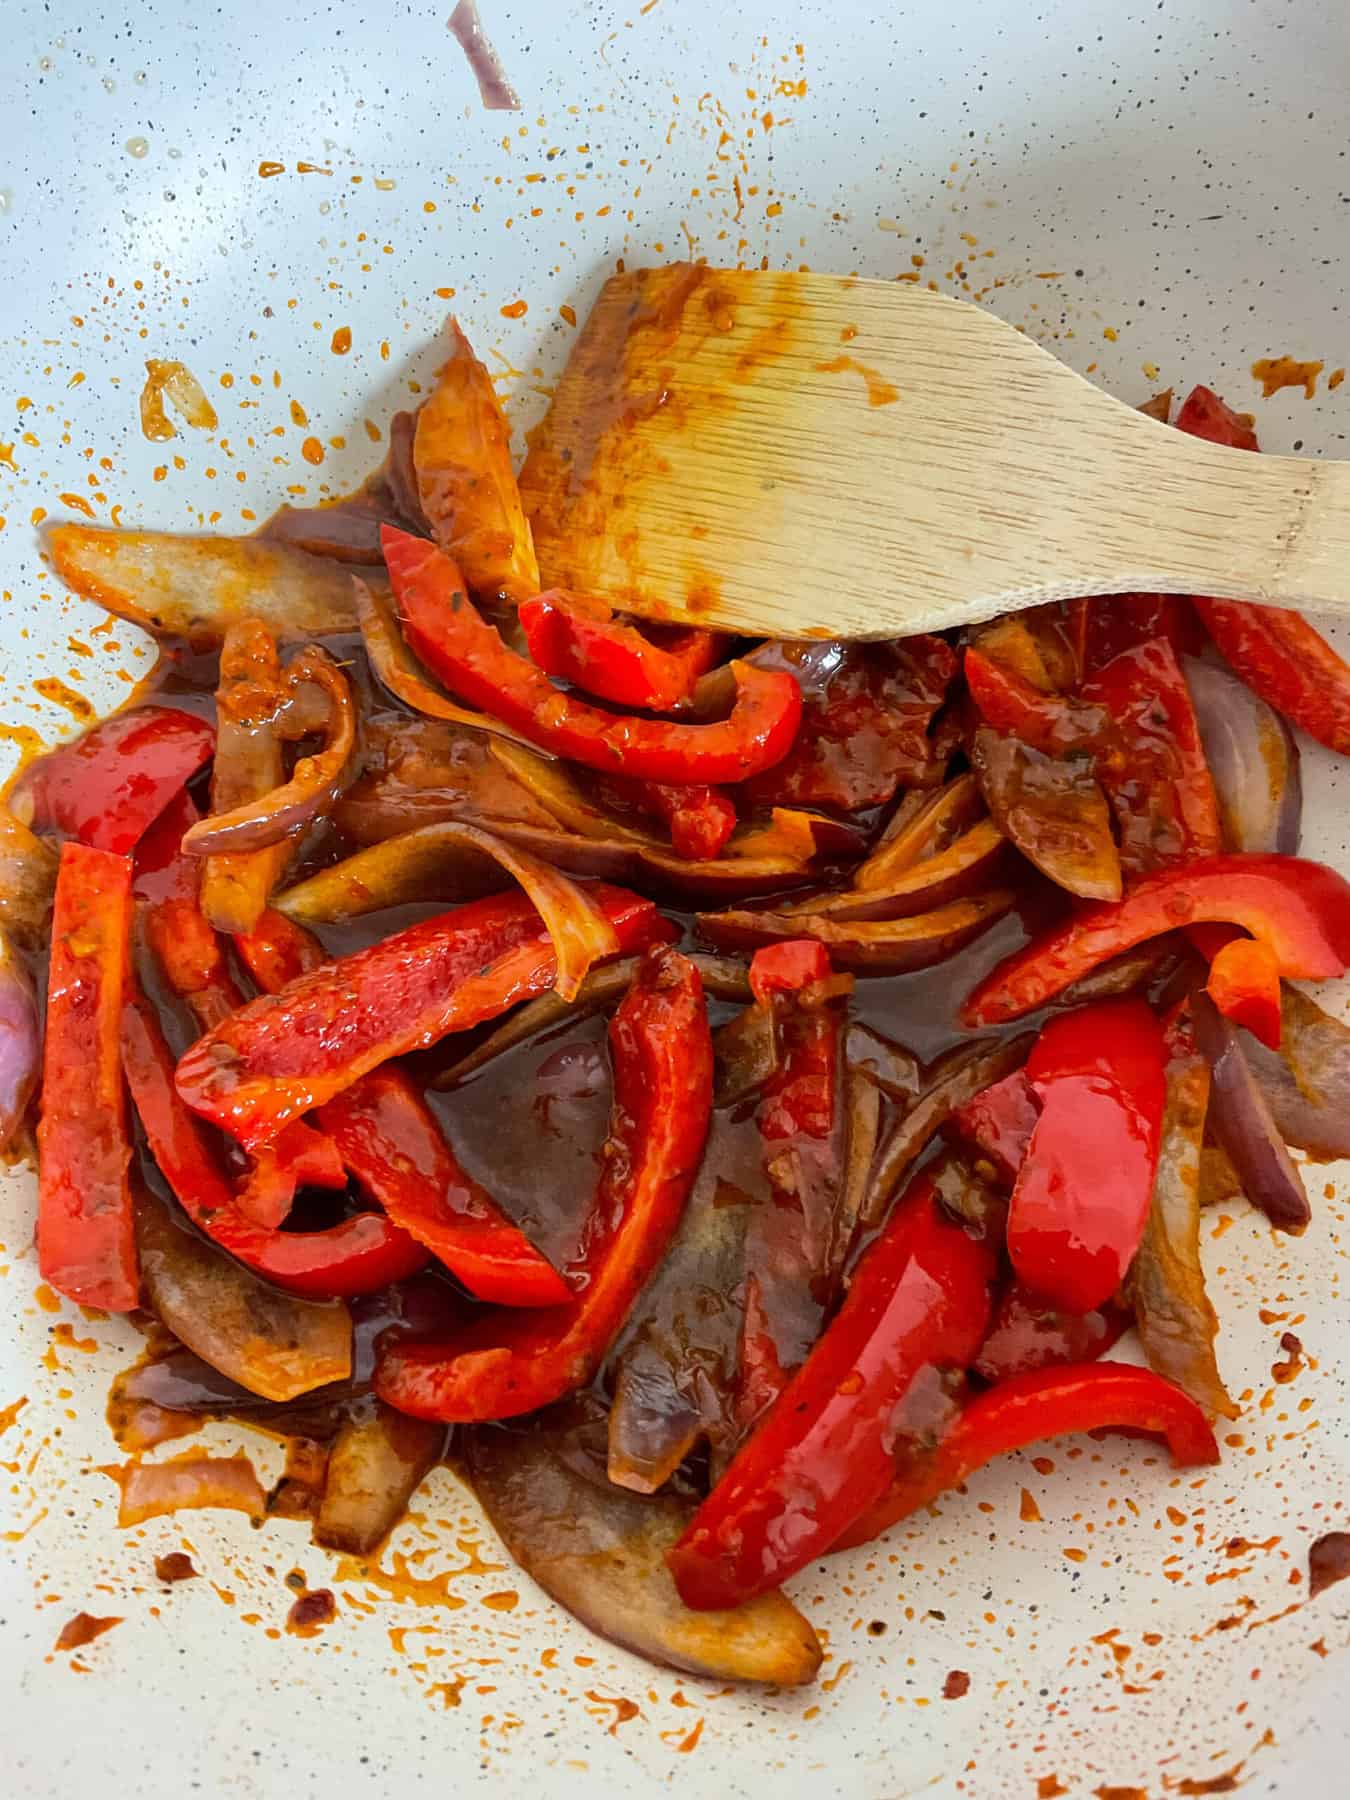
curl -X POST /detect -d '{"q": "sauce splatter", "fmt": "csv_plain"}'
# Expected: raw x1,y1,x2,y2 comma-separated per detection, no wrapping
585,1690,639,1734
100,1451,266,1527
139,361,219,442
500,300,529,320
1308,1530,1350,1598
447,0,521,112
1251,356,1323,400
814,354,899,407
942,1669,971,1699
54,1612,121,1651
154,1552,197,1583
331,327,352,356
258,160,285,179
33,678,94,723
286,1586,338,1637
0,1396,29,1433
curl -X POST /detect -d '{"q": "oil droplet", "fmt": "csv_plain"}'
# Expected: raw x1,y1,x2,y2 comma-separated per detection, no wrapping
125,136,150,160
330,326,352,355
134,69,147,84
139,360,219,442
258,160,285,180
300,436,324,466
289,399,309,427
373,177,397,192
102,76,116,93
499,299,528,319
0,190,12,217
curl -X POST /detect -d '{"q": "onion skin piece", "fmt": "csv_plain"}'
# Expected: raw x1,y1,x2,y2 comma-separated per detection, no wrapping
0,807,57,949
463,1407,822,1685
45,524,360,645
1128,1051,1237,1419
0,933,39,1149
312,1397,445,1555
1191,991,1310,1234
1183,655,1301,854
133,1181,352,1403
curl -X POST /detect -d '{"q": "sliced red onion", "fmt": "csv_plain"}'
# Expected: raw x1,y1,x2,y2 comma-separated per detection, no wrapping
1191,991,1310,1234
1183,655,1301,854
0,933,39,1148
1241,986,1350,1160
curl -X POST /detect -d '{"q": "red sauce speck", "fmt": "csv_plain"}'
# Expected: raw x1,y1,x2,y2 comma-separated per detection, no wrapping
54,1612,121,1651
286,1588,337,1636
154,1552,198,1583
942,1669,970,1699
1309,1531,1350,1598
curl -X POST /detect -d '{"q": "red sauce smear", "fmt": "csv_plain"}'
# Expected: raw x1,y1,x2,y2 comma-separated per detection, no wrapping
54,1612,121,1651
154,1552,198,1583
1309,1531,1350,1598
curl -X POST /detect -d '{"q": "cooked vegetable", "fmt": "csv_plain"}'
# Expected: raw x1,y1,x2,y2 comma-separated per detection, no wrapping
465,1403,822,1684
45,524,360,644
1191,991,1310,1233
133,1179,352,1402
853,771,984,890
122,989,429,1297
668,1167,997,1611
1206,935,1283,1048
1243,986,1350,1159
518,590,721,711
604,775,738,861
0,933,39,1151
37,843,137,1311
375,947,713,1420
970,727,1122,901
782,818,1006,922
973,1284,1130,1384
949,1067,1039,1189
177,886,669,1149
12,707,215,855
0,807,57,948
699,891,1016,975
1129,1049,1236,1419
383,526,803,785
1183,655,1302,855
1008,999,1167,1314
413,318,540,603
182,644,355,857
965,856,1350,1026
312,1398,445,1555
835,1363,1220,1552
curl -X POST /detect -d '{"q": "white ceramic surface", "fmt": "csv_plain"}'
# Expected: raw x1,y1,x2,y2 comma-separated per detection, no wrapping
3,2,1350,1794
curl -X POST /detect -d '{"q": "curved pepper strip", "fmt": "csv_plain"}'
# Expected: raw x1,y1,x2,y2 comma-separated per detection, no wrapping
600,775,738,862
1008,999,1167,1314
382,526,802,785
37,843,138,1311
1175,384,1350,755
235,910,571,1308
15,705,215,856
834,1362,1221,1552
666,1173,997,1612
1206,936,1283,1049
122,988,428,1297
374,945,713,1421
518,589,722,711
963,855,1350,1027
176,883,671,1151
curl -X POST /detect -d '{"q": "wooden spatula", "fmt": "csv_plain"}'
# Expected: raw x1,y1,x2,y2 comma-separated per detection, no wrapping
519,264,1350,640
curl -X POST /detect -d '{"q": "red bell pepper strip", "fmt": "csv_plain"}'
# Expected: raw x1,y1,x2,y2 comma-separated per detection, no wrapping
748,937,832,1003
666,1172,996,1610
949,1068,1040,1188
374,945,713,1420
964,646,1104,757
234,910,571,1308
1081,637,1221,872
600,774,738,862
37,843,139,1310
834,1362,1220,1552
15,705,215,856
1176,384,1350,755
1007,999,1167,1314
517,589,722,711
1206,935,1283,1049
382,526,802,785
122,988,428,1297
134,792,348,1224
973,1283,1132,1384
964,855,1350,1026
177,884,671,1151
1074,593,1206,674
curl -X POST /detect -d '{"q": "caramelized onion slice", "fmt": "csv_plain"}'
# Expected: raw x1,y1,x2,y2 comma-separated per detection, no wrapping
312,1397,445,1556
856,773,985,890
134,1181,352,1402
464,1405,821,1685
699,892,1016,975
275,820,620,1002
786,819,1006,924
0,932,39,1149
353,575,538,749
45,524,360,645
1192,991,1310,1234
488,740,661,845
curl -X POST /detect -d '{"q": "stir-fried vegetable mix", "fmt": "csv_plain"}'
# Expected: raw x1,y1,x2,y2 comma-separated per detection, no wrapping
10,328,1350,1685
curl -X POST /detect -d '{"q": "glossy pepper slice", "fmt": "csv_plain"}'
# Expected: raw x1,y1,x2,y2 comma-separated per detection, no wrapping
963,855,1350,1027
374,945,713,1420
666,1172,997,1612
382,526,802,785
518,589,721,711
235,910,570,1308
1007,999,1167,1314
1206,935,1283,1049
122,989,428,1298
37,843,138,1310
15,705,215,856
598,774,738,862
835,1362,1220,1552
176,883,670,1150
1175,384,1350,756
